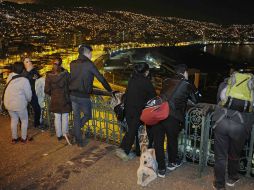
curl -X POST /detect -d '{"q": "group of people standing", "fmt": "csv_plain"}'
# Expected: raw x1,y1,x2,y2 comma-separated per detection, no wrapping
3,43,254,190
115,63,199,178
3,44,113,146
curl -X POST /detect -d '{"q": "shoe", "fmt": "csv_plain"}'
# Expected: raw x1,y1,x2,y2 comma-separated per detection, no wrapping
158,169,166,178
172,160,183,168
11,138,18,144
115,148,129,161
128,152,136,160
167,163,176,171
212,183,225,190
77,142,84,147
226,178,240,187
20,138,28,144
57,136,63,141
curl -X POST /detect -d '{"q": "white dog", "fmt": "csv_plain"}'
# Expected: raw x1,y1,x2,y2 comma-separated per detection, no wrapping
137,125,158,186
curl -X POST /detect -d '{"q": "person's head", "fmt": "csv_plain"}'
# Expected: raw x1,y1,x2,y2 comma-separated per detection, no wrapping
23,57,33,71
175,64,188,80
53,57,62,67
78,44,93,59
134,62,150,77
12,62,24,74
52,57,62,74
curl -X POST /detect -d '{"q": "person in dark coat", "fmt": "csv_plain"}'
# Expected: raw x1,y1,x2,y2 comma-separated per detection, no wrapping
115,62,157,161
69,44,113,147
212,74,254,190
44,58,72,140
153,64,199,178
23,57,41,128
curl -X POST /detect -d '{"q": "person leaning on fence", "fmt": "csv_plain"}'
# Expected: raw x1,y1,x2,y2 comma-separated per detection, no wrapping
69,44,113,147
152,64,199,178
212,71,254,190
4,62,32,144
23,57,42,128
44,58,72,141
115,62,157,161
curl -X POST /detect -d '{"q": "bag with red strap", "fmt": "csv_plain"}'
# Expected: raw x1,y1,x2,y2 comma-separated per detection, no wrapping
140,96,170,125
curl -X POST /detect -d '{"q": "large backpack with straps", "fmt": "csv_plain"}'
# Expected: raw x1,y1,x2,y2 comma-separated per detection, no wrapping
220,72,254,112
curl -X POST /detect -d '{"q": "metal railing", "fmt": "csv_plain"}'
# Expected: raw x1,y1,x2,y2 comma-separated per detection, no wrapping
1,90,254,178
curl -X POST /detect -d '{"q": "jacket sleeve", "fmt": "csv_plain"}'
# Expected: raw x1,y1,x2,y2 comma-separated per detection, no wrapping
44,75,51,96
24,79,32,102
217,80,227,103
145,79,157,100
188,82,199,104
91,63,112,92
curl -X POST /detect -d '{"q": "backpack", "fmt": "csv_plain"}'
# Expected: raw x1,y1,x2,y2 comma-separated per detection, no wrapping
220,72,254,112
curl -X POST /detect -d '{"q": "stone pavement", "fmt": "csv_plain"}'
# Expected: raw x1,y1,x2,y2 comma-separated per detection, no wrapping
0,116,254,190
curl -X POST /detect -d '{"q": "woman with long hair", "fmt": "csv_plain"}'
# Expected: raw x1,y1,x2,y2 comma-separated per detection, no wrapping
44,58,72,141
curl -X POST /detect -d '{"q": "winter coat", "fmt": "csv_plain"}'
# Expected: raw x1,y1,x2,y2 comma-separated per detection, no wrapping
35,77,45,108
23,68,41,96
125,73,157,119
160,74,199,122
4,73,32,111
69,54,112,98
44,70,72,113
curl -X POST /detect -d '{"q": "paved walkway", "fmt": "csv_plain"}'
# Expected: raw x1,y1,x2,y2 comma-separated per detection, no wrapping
0,116,253,190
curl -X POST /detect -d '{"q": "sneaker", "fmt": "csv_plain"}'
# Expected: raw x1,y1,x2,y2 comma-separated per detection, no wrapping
167,163,176,171
57,136,63,141
226,178,240,187
212,183,225,190
115,148,129,161
128,152,136,160
11,138,18,144
158,169,166,178
172,160,183,168
20,138,28,144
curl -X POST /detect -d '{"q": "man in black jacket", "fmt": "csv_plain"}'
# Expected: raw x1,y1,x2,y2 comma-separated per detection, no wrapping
23,57,41,128
69,44,113,147
153,64,199,178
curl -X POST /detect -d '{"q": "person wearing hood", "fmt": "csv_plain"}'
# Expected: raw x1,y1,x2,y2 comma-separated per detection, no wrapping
44,58,72,141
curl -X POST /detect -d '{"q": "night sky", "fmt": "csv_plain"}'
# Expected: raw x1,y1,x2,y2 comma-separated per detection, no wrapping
5,0,254,24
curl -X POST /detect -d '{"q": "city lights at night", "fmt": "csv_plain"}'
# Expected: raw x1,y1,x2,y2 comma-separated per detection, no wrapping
0,0,254,190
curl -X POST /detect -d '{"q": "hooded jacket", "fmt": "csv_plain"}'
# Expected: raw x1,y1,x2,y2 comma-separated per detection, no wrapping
44,70,72,113
4,73,32,111
69,54,112,98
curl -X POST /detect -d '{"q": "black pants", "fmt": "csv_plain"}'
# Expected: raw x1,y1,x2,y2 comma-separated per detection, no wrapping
30,95,41,127
120,115,141,155
152,116,181,170
214,117,248,188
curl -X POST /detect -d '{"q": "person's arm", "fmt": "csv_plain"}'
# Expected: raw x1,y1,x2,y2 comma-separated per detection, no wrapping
24,79,32,102
91,63,112,92
188,82,199,104
145,79,157,100
44,75,51,96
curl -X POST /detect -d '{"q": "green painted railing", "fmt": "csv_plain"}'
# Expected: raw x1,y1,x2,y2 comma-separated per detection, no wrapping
1,88,254,178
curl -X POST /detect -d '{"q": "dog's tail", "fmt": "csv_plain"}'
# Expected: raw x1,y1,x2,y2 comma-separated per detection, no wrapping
64,134,72,145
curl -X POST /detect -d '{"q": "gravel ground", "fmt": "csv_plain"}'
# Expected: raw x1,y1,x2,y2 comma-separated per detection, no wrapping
0,116,254,190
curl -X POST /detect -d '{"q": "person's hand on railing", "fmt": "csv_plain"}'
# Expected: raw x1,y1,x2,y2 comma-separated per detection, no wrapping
111,90,119,99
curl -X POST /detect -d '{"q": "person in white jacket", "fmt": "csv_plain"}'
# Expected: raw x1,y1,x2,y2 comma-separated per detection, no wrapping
4,62,32,144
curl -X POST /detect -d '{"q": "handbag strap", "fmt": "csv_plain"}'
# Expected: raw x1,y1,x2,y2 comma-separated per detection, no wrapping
161,79,184,101
1,74,24,102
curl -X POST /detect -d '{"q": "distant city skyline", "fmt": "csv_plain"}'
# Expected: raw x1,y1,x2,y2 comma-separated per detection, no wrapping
2,0,254,24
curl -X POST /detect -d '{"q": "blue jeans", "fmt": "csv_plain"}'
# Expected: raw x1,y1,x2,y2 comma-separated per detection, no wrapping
8,108,28,140
70,96,92,144
54,113,69,138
